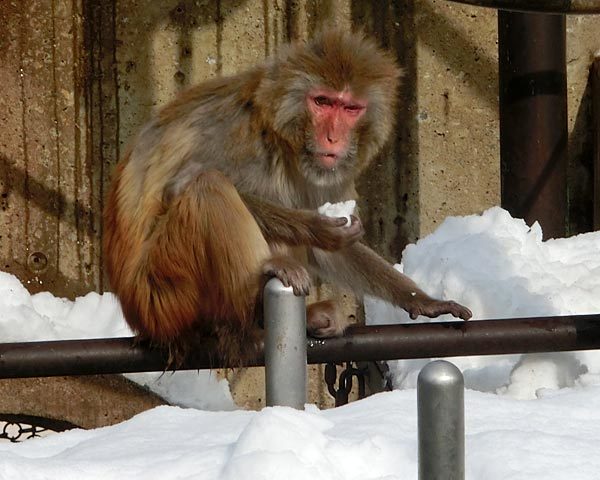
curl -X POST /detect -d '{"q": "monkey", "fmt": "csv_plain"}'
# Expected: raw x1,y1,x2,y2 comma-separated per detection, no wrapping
103,29,472,363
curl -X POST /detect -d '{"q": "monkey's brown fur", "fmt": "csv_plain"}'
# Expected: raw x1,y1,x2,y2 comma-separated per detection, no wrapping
104,30,471,363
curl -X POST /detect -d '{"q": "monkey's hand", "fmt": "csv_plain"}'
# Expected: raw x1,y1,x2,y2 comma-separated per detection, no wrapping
309,214,364,251
262,256,312,296
406,298,472,321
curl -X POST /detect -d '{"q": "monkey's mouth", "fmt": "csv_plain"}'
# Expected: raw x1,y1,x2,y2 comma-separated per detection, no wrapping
316,152,339,170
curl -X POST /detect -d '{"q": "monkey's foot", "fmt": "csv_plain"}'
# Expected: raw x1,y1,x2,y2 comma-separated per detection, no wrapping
306,300,350,338
262,256,311,296
407,300,472,321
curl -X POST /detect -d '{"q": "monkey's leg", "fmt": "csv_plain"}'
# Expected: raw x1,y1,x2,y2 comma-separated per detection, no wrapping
306,300,350,338
116,169,277,362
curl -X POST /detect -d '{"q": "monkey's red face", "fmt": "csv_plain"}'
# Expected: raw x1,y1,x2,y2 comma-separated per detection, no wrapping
305,89,367,180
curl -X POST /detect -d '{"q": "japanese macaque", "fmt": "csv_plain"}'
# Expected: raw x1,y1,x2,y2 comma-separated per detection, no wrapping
103,30,472,362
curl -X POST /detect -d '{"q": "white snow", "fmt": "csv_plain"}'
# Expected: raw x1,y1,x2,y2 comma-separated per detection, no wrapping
366,206,600,399
0,206,600,479
0,271,234,411
318,200,356,226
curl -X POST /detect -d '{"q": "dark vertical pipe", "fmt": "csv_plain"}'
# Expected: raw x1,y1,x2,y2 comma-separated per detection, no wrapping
498,12,568,238
593,58,600,230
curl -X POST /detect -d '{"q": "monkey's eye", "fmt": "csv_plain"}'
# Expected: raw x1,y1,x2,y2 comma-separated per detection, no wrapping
344,105,365,114
313,96,333,107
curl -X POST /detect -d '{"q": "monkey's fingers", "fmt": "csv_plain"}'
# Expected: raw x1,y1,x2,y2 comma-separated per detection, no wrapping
346,215,365,240
450,302,472,320
408,300,472,321
328,216,351,227
262,258,312,296
313,214,364,250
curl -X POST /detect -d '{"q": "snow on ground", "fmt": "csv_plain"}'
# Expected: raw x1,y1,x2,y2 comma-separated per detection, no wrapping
366,206,600,399
1,388,600,479
0,206,600,479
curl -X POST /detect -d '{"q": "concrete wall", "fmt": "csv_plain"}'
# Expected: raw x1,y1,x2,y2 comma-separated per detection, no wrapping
0,1,100,298
0,376,165,429
1,0,599,422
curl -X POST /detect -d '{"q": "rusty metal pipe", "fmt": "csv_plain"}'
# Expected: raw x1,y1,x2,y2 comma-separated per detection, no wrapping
1,315,600,379
309,315,600,363
498,11,568,238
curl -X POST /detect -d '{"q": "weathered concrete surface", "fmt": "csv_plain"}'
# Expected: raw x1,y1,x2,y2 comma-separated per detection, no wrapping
2,0,600,418
0,1,102,298
0,375,165,430
353,1,499,247
414,0,501,237
566,15,600,234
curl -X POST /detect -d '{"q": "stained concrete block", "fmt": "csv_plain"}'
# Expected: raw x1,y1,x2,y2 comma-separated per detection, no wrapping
2,0,600,420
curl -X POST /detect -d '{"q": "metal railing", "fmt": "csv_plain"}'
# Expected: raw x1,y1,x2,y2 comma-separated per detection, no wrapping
1,311,599,378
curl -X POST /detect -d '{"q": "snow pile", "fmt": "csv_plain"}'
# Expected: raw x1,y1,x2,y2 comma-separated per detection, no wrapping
318,200,356,225
0,271,234,410
0,273,128,342
366,206,600,398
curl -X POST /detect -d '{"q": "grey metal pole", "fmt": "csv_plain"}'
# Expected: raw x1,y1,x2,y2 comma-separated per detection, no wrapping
263,277,307,408
418,360,465,480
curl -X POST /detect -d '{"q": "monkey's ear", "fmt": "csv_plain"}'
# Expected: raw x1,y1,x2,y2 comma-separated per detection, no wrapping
254,51,315,148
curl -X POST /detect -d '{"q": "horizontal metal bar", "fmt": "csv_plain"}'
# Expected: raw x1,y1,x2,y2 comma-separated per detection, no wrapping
446,0,600,14
0,315,599,379
310,315,600,363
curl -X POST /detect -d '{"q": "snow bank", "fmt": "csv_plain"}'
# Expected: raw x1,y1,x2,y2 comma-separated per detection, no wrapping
0,271,234,410
366,206,600,398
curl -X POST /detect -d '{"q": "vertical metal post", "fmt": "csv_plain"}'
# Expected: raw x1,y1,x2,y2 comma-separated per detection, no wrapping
498,11,568,239
264,277,307,408
593,58,600,230
418,360,465,480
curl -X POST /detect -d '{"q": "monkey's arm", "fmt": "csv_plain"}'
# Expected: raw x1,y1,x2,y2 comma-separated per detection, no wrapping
311,243,472,321
241,194,364,251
